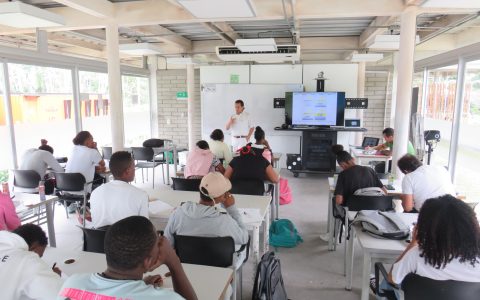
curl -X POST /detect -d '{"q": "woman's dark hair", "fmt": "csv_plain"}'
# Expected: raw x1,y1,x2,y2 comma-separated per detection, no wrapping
196,140,209,150
13,224,48,247
254,126,265,142
331,144,344,155
38,139,54,154
73,131,92,146
238,143,255,157
335,150,353,164
397,154,422,174
417,195,480,268
210,129,224,141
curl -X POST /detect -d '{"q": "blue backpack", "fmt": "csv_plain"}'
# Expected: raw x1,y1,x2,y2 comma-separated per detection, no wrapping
269,219,303,248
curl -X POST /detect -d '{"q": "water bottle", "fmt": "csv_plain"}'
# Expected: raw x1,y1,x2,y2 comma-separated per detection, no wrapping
39,180,46,201
388,173,395,186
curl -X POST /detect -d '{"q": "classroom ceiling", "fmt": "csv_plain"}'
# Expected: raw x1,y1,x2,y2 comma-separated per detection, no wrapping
0,0,479,68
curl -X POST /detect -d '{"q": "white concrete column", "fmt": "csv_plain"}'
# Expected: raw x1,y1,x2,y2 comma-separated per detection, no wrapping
421,67,429,115
71,66,82,133
106,22,125,152
147,56,159,138
392,6,418,176
389,52,399,127
1,61,17,169
355,61,366,145
187,63,195,151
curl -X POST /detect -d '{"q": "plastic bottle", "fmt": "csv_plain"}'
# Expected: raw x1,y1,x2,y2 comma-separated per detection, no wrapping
388,173,395,186
39,180,46,201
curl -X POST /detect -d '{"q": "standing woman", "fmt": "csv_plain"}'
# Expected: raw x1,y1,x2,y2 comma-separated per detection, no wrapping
66,131,105,193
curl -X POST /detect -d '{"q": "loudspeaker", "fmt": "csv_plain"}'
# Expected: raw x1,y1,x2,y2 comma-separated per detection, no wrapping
286,154,302,171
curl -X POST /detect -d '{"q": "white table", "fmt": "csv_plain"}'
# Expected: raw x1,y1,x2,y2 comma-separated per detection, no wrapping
345,212,418,300
350,147,391,174
153,142,180,185
269,167,281,221
14,193,58,247
272,152,282,169
325,177,402,250
144,189,271,268
42,247,233,300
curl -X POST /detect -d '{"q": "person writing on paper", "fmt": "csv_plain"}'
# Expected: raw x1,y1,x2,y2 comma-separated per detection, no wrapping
397,154,455,213
58,216,197,300
89,151,149,228
209,129,233,165
0,224,63,300
225,99,254,151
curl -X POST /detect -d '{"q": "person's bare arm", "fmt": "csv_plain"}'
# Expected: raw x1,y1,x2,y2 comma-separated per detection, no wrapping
215,164,226,174
226,116,234,130
246,127,254,141
335,195,344,206
388,227,417,283
401,194,414,212
265,165,279,183
224,166,233,179
381,186,388,195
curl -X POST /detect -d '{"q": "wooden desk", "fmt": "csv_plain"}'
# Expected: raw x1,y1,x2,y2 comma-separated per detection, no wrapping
350,147,391,174
14,193,58,247
42,247,233,300
144,189,271,268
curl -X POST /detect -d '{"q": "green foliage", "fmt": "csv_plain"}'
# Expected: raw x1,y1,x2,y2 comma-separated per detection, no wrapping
0,170,8,183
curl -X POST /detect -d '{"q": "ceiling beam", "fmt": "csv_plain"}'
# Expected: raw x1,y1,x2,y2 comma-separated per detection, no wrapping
359,16,397,48
418,13,480,43
130,25,192,51
201,22,236,45
51,0,114,19
211,22,240,42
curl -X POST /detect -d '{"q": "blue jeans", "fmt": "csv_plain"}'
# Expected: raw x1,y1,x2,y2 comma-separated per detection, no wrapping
376,279,401,300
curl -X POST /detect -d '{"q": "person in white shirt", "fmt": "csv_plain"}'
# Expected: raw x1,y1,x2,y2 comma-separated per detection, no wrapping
20,139,63,178
65,131,106,193
89,151,148,229
209,129,233,165
375,195,480,299
57,216,197,300
397,154,456,212
225,99,254,151
0,224,63,300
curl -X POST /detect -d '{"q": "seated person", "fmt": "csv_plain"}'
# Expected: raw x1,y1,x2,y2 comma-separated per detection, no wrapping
89,151,149,228
164,172,249,266
332,146,386,206
372,128,415,156
58,216,197,300
209,129,233,165
0,224,63,300
250,126,272,163
224,145,279,183
184,140,225,179
377,195,480,299
397,154,456,212
0,193,21,231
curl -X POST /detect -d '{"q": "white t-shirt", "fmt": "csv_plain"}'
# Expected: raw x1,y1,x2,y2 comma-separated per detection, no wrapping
0,231,63,300
20,148,63,177
66,145,103,192
208,140,233,164
391,245,480,284
402,165,456,211
230,111,253,137
89,180,149,228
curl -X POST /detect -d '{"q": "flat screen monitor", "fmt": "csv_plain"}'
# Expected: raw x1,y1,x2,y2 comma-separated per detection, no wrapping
291,92,345,126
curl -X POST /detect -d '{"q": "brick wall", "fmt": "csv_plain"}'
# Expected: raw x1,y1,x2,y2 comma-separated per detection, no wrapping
156,69,201,148
363,71,392,139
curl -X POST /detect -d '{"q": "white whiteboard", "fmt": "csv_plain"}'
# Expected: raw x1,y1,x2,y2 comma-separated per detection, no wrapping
201,84,303,141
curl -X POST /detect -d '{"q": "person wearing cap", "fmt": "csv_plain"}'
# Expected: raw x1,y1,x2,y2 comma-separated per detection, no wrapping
163,172,249,258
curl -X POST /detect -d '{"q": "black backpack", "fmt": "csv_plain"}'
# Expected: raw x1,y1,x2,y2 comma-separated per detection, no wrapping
252,251,289,300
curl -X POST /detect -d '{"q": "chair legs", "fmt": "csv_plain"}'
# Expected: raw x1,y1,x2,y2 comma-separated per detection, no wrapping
231,269,237,300
64,200,69,219
152,167,155,189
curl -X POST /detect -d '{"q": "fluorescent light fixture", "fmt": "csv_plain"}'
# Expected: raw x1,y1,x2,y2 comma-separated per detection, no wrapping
351,53,384,62
235,38,277,52
178,0,255,18
119,43,162,56
422,0,480,8
368,34,420,50
166,57,199,64
0,2,65,28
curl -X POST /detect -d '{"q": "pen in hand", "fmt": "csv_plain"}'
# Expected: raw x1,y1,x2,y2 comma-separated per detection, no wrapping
52,263,57,270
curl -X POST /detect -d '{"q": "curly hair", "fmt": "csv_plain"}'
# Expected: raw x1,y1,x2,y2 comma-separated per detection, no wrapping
210,129,224,141
416,195,480,269
13,224,48,247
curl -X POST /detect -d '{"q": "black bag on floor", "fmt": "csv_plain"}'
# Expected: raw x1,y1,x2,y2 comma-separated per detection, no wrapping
252,251,288,300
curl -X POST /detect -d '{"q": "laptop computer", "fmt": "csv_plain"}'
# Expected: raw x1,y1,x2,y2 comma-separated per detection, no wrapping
353,137,380,149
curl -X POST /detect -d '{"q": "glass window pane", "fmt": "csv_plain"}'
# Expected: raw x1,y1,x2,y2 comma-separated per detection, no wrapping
122,75,150,146
0,63,14,174
79,71,111,147
8,63,76,162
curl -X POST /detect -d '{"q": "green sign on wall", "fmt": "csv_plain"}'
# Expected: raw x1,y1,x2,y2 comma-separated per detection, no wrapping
176,91,188,100
230,74,239,84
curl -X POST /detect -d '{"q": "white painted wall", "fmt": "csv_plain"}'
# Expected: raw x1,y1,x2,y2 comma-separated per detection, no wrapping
250,64,303,84
200,65,250,84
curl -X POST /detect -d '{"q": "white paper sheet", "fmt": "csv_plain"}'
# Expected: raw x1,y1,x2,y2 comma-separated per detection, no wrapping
149,200,174,217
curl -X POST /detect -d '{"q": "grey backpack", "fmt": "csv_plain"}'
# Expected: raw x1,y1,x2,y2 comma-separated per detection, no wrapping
350,210,409,240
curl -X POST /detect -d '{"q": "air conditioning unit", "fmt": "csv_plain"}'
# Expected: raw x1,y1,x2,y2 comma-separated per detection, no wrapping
216,45,300,63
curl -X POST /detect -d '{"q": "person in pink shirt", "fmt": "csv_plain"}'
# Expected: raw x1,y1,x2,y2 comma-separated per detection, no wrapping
184,140,225,179
0,193,21,231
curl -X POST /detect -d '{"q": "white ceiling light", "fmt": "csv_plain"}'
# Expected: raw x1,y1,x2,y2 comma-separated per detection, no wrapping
177,0,255,18
351,53,384,62
0,2,65,28
119,43,162,56
421,0,480,8
166,57,199,64
367,35,420,50
235,38,277,52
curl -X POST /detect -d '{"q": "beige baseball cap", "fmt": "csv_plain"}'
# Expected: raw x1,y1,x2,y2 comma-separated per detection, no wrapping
199,172,232,199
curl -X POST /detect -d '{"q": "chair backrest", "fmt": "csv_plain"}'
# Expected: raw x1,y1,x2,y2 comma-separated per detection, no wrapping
172,177,201,192
402,273,480,300
54,172,86,192
174,235,235,267
102,147,113,160
231,179,265,196
142,138,164,148
78,226,108,254
13,170,41,189
131,147,154,161
345,195,393,211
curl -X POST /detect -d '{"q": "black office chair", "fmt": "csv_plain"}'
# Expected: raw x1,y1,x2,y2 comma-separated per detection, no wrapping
101,146,113,161
142,138,165,148
54,172,89,222
231,179,265,196
171,177,201,192
174,234,250,300
78,226,109,254
13,170,41,191
131,147,165,188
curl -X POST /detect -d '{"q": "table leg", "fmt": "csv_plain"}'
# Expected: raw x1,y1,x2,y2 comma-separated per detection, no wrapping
274,181,279,220
252,225,260,268
345,229,355,290
263,206,270,254
165,151,170,185
173,146,178,175
361,252,372,300
45,200,56,247
384,159,388,174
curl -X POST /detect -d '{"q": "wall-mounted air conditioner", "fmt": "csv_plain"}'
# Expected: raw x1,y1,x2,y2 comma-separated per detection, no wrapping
216,45,300,63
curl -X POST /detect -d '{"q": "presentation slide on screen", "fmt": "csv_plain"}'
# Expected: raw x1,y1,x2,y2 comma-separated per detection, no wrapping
292,92,338,126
